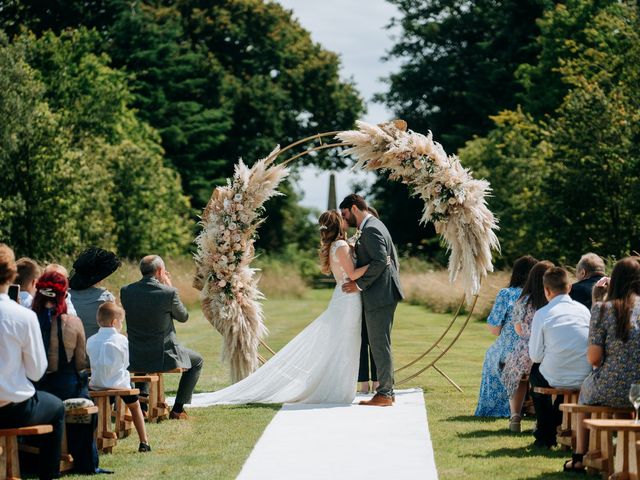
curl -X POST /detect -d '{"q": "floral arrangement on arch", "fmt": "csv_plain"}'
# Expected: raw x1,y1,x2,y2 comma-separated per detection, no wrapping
193,147,289,382
337,120,500,301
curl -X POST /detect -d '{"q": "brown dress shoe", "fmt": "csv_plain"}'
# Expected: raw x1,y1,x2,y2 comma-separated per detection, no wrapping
359,393,394,407
169,410,188,420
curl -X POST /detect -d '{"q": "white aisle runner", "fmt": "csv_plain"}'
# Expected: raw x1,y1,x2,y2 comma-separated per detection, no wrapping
237,388,438,480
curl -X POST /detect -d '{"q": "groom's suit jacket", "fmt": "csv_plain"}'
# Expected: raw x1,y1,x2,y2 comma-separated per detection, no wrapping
354,216,404,311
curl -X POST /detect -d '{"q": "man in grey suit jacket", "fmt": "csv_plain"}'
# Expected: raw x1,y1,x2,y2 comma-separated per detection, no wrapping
341,194,403,406
121,255,203,419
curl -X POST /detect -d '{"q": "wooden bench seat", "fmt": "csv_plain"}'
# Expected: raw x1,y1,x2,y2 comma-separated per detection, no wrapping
584,419,640,480
89,388,139,453
533,387,580,450
560,403,633,476
0,425,53,480
132,369,184,422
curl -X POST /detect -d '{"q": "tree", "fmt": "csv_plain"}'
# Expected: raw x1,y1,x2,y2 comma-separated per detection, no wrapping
1,0,365,252
371,0,549,255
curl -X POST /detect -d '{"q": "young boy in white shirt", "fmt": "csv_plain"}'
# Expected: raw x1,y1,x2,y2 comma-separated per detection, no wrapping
87,302,150,452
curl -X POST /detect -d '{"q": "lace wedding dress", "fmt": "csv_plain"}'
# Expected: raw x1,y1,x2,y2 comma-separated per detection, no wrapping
187,239,362,405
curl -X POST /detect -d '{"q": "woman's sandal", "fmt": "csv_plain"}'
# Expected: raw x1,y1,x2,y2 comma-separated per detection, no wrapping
563,453,586,474
509,414,521,433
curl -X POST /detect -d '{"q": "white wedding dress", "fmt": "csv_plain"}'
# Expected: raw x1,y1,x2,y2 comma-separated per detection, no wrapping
188,239,362,405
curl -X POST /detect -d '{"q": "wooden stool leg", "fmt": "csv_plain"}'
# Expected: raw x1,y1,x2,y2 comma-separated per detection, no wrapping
148,380,159,423
0,436,6,477
115,396,130,439
6,435,20,479
156,374,168,421
616,430,630,475
629,432,640,480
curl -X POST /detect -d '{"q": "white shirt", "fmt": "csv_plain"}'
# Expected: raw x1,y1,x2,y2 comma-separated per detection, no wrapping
66,292,77,316
18,290,33,308
0,293,48,407
86,327,131,390
529,294,591,388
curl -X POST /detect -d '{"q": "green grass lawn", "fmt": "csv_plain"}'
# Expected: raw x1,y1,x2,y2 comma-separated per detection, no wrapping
66,289,571,479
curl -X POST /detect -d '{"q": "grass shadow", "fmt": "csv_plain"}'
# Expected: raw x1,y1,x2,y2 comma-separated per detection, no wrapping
445,414,502,423
457,429,531,439
467,445,568,459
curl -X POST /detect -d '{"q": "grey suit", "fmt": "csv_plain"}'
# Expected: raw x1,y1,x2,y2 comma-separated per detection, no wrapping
120,276,203,405
355,216,403,397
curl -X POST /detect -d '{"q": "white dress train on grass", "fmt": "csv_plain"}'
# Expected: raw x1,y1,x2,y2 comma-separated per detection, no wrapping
187,239,362,405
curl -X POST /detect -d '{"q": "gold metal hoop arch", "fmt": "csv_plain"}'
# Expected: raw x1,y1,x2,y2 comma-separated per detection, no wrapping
257,131,479,392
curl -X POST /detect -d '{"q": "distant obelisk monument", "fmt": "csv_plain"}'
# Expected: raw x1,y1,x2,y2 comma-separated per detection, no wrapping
328,172,337,210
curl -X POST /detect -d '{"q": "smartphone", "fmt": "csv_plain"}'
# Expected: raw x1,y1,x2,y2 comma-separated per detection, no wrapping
8,284,20,303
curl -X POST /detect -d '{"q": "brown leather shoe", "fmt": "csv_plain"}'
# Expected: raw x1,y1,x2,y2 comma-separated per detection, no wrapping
169,410,188,420
359,393,394,407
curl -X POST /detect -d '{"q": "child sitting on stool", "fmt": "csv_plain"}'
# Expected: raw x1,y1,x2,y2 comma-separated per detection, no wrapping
87,302,151,452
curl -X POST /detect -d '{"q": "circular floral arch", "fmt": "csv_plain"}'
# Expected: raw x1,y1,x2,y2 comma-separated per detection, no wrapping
194,120,499,383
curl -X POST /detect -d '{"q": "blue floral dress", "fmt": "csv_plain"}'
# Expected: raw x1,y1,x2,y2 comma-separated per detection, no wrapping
475,287,522,417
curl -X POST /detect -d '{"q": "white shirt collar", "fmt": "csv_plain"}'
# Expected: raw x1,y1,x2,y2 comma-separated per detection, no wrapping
359,213,373,230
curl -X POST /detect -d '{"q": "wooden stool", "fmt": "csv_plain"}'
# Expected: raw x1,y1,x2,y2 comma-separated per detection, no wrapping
533,387,579,449
584,419,640,480
560,404,633,476
89,388,139,453
0,425,54,480
133,369,185,422
60,404,99,472
130,375,159,424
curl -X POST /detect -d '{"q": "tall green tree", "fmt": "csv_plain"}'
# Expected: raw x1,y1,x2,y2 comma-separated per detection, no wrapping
371,0,550,255
460,0,640,263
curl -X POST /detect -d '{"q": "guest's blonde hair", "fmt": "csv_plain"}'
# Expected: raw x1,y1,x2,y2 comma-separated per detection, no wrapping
0,244,17,285
44,263,69,278
97,302,125,327
318,210,346,275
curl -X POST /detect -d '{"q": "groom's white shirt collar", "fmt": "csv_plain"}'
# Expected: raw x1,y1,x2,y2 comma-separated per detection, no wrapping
358,213,373,230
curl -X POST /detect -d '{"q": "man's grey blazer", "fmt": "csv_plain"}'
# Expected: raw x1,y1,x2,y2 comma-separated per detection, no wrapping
120,276,191,372
354,216,404,310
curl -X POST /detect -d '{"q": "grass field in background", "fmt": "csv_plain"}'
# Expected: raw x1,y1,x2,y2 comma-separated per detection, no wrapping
63,289,570,479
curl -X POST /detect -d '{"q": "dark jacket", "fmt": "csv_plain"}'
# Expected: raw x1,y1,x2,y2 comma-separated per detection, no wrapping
569,275,604,310
120,276,190,372
354,216,404,311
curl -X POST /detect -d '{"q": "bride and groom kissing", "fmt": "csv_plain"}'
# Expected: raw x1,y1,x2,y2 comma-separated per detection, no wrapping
189,194,404,408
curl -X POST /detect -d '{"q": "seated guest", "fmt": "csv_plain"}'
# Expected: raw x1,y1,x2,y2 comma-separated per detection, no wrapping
16,257,41,308
475,255,538,417
87,302,151,452
529,267,591,448
121,255,203,420
32,271,103,474
44,263,77,316
563,256,640,473
69,247,121,339
0,244,65,480
32,271,89,400
501,260,553,432
570,253,605,309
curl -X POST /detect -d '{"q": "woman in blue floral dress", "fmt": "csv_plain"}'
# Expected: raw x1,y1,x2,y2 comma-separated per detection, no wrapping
474,255,537,417
501,260,553,430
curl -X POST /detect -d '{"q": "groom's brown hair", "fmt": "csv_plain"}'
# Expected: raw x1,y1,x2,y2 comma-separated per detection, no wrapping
339,194,367,211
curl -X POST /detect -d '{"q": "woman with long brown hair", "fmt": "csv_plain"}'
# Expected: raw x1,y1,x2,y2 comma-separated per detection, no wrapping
501,260,554,432
184,210,372,406
564,256,640,473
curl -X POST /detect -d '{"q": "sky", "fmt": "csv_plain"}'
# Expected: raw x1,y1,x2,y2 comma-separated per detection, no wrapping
275,0,404,212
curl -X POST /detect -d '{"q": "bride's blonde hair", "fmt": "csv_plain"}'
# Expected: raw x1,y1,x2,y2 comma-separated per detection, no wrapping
318,210,346,275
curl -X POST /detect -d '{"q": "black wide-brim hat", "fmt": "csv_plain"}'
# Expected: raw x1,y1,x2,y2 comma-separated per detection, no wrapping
69,247,122,290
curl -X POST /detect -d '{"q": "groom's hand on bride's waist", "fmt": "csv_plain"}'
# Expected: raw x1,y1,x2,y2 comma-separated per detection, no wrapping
342,281,361,293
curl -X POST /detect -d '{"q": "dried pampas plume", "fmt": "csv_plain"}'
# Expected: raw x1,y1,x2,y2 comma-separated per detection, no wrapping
194,147,289,382
337,121,500,302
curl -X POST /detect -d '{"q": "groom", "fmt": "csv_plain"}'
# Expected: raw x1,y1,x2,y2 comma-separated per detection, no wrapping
340,194,403,406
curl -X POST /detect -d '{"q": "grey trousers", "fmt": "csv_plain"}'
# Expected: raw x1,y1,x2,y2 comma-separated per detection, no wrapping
364,302,397,397
136,348,204,406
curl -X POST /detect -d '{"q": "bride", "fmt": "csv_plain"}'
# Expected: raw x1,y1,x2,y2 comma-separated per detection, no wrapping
187,210,369,406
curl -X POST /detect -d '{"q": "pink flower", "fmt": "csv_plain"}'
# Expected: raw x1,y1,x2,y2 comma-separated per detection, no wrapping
218,279,227,288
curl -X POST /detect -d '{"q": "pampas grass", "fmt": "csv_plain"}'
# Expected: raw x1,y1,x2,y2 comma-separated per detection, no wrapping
337,120,500,303
194,148,289,382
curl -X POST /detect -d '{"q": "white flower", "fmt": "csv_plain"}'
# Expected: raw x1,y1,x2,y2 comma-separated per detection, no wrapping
218,279,227,288
234,194,243,202
229,222,237,231
223,199,231,210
